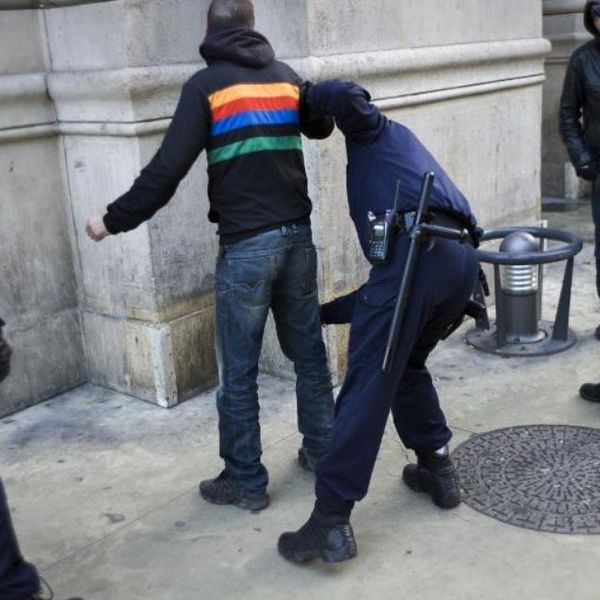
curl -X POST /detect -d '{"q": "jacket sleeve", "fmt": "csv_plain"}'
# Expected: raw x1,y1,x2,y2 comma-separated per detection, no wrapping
308,80,385,144
559,53,593,171
103,81,209,234
299,82,335,140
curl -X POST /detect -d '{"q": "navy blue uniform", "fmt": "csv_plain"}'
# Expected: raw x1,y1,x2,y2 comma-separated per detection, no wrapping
0,320,40,600
307,81,480,511
0,480,40,600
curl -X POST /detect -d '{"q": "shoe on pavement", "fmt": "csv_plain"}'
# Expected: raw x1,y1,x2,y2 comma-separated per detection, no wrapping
278,506,357,563
199,471,269,512
402,448,461,509
579,382,600,403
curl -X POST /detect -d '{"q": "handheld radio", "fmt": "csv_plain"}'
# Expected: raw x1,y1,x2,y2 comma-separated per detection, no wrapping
365,180,402,265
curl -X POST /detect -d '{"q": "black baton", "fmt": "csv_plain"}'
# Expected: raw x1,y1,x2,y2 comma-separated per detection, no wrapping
382,172,435,373
381,173,471,373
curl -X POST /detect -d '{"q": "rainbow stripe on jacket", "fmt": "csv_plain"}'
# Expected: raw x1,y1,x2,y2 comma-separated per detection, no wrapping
207,82,301,165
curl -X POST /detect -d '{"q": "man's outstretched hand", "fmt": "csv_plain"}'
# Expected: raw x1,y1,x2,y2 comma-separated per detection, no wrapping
85,216,110,242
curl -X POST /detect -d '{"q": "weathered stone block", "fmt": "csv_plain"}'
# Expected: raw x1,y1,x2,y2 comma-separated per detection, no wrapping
0,309,85,417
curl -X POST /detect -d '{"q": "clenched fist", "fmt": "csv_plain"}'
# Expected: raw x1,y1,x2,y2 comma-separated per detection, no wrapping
85,216,110,242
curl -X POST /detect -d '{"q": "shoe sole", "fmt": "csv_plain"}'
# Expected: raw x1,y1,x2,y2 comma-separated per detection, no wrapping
402,468,461,509
278,541,357,564
199,487,269,512
580,390,600,403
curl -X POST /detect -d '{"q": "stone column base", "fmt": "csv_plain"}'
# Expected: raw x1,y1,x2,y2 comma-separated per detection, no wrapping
83,304,218,408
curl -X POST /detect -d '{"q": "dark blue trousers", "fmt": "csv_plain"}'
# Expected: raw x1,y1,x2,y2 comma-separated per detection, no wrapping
0,478,39,600
315,234,479,510
592,179,600,297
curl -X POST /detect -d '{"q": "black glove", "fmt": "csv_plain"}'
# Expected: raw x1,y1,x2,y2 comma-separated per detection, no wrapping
320,287,364,325
0,319,12,384
299,81,335,140
578,161,600,182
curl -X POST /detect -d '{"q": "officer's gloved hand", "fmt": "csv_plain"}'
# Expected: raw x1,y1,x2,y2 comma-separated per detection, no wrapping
299,81,335,140
319,287,364,325
578,161,600,182
0,319,12,384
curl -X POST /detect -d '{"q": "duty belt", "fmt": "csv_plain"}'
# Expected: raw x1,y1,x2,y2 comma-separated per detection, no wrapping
382,173,477,373
398,210,476,247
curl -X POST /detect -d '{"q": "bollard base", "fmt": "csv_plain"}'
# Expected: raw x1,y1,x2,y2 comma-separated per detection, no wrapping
465,320,577,357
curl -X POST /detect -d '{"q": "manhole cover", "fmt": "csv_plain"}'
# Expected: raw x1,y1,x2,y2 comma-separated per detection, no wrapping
452,425,600,534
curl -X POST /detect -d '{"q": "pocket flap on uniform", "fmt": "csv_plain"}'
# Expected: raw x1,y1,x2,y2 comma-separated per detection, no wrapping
359,283,397,307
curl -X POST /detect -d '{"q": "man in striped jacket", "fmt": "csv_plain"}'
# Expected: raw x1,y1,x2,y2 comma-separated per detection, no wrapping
85,0,335,511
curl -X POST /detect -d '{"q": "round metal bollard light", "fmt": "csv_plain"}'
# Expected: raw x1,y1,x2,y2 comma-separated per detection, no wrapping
466,226,583,357
498,232,545,344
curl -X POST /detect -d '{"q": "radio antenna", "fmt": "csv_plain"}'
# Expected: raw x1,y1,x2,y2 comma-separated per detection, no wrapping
393,179,402,212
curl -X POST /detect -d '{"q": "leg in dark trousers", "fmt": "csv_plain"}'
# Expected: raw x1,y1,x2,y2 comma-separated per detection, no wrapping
315,237,478,509
592,178,600,298
271,226,334,464
390,318,459,452
278,238,478,563
0,477,40,600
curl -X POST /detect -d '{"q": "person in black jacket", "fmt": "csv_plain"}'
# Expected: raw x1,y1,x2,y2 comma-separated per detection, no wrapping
85,0,335,511
560,0,600,340
277,81,480,563
0,321,47,600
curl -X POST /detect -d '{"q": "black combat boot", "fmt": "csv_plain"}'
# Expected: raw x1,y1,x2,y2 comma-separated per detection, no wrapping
579,382,600,403
278,504,357,563
402,446,461,509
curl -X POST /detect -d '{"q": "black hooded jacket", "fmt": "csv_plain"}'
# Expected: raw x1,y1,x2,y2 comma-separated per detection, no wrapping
560,1,600,172
103,28,333,243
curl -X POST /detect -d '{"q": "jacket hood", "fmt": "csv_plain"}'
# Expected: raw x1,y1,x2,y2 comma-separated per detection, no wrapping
200,27,275,68
584,1,600,38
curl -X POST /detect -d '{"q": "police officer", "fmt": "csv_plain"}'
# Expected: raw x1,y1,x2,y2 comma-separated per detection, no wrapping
0,320,48,600
278,81,480,563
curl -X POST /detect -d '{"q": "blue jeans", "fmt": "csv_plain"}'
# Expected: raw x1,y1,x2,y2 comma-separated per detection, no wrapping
0,477,40,600
215,224,334,494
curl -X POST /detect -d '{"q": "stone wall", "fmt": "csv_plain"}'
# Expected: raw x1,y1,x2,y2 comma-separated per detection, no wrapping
0,0,549,415
542,0,589,201
0,7,86,415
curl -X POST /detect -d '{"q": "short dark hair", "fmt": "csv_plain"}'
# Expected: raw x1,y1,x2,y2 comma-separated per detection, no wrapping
207,0,255,33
